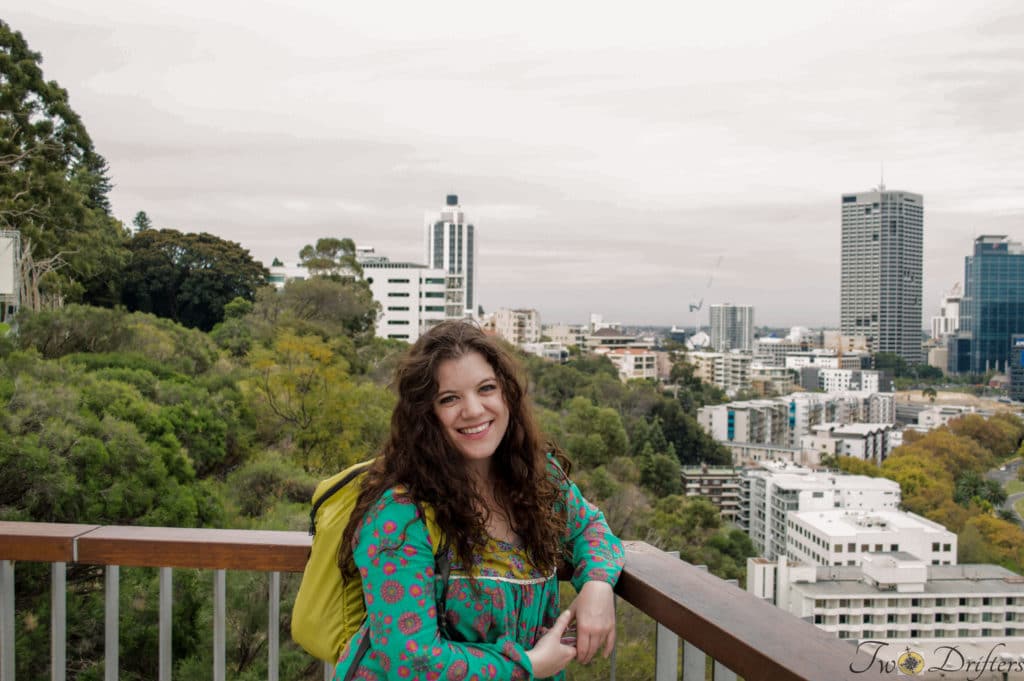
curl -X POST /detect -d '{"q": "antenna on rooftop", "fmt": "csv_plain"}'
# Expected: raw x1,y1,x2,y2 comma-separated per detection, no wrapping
878,162,886,192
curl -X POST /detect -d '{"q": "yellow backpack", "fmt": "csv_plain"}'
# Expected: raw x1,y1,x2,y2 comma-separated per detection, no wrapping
291,459,449,662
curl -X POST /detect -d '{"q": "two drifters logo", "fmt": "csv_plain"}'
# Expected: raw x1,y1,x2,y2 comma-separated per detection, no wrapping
896,648,925,676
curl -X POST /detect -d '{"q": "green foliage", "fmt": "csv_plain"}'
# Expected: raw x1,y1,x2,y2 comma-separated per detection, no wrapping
638,451,682,497
299,236,363,278
16,305,220,375
247,277,379,344
132,210,153,232
953,471,1007,508
0,20,129,305
120,229,270,331
562,396,629,468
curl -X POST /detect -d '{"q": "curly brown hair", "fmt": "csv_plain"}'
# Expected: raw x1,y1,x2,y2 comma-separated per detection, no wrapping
340,321,568,577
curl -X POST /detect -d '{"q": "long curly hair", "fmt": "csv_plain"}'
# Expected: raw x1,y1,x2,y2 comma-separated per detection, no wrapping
340,321,568,577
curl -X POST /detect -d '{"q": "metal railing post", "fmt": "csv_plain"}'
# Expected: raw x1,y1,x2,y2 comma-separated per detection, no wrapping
159,568,172,681
51,562,66,681
1,560,14,681
213,570,226,681
105,565,119,681
655,552,680,681
269,572,280,681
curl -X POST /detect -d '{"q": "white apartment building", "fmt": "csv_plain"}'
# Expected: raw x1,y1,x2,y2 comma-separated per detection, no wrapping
521,342,569,363
931,282,962,340
753,338,803,367
811,368,888,393
709,303,755,352
749,556,1024,662
698,400,790,447
425,194,477,319
785,351,867,371
918,404,978,430
688,351,753,396
598,348,659,382
362,260,448,343
741,463,901,560
544,323,587,347
749,363,797,396
786,510,956,567
800,422,896,465
493,308,541,345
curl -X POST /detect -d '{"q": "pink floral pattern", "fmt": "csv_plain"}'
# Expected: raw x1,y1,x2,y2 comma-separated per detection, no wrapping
334,461,624,681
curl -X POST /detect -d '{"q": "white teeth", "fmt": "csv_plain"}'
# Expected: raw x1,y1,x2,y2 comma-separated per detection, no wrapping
460,423,489,435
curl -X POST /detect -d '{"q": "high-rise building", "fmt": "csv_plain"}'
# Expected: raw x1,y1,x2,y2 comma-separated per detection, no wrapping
960,235,1024,374
425,194,477,319
839,187,923,364
930,281,961,340
709,303,754,352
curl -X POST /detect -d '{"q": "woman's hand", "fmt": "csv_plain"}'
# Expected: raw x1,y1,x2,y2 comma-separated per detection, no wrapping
567,580,616,664
526,610,577,678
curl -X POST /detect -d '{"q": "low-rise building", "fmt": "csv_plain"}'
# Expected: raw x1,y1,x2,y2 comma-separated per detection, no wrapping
598,347,659,382
493,308,541,345
681,465,741,522
740,463,901,560
749,556,1024,656
801,422,896,465
361,259,449,343
785,351,867,371
688,351,753,396
786,510,956,567
521,342,569,363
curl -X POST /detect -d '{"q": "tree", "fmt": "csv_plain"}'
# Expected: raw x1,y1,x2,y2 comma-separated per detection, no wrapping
298,237,362,278
0,20,128,306
120,229,270,331
132,210,152,232
248,276,379,343
922,386,937,403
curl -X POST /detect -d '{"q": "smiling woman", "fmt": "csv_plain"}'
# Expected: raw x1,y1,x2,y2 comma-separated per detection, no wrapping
335,321,625,681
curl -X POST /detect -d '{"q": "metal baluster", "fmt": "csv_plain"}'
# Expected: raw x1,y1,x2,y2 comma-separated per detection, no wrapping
682,565,710,681
655,551,680,681
1,560,14,681
52,562,66,681
213,570,226,681
105,565,119,681
608,594,617,681
682,641,706,681
713,659,738,681
324,661,332,680
159,568,172,681
268,572,280,681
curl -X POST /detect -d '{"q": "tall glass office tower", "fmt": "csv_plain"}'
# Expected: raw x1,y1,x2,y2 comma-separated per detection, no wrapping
425,194,477,320
839,187,924,364
961,236,1024,373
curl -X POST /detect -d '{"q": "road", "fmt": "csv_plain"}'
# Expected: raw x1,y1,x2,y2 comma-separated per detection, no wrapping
987,458,1023,524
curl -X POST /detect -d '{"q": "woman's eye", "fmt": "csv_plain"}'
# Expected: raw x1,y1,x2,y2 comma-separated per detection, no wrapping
438,395,457,405
480,383,498,394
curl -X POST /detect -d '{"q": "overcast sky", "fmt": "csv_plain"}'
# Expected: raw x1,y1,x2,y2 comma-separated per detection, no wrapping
7,1,1024,327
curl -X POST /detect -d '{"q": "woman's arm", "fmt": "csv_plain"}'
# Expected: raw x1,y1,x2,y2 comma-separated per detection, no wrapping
349,489,535,680
552,460,626,664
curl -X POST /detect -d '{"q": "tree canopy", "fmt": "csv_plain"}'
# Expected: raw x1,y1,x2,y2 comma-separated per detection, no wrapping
120,229,269,331
0,20,128,305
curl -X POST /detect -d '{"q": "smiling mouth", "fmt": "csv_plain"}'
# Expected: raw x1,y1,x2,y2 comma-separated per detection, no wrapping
458,422,491,435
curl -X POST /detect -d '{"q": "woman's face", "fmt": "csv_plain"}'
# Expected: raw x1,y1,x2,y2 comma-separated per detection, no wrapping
432,351,510,469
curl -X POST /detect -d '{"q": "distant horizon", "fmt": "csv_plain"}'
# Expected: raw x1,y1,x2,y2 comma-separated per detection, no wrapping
6,1,1022,329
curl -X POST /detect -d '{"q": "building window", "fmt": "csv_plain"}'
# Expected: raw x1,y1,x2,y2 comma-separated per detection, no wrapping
387,278,411,284
388,292,410,297
387,320,410,325
387,306,410,311
932,542,940,551
943,543,951,551
890,544,898,552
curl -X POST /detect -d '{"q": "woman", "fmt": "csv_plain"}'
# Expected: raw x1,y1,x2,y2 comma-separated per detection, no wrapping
336,320,625,681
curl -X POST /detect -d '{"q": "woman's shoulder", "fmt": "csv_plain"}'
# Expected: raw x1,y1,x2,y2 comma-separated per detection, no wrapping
361,485,423,524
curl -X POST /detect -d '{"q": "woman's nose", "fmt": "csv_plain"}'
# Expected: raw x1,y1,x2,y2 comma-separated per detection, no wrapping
460,394,485,417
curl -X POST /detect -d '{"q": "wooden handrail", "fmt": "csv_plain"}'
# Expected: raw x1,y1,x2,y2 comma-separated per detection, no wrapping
0,522,877,680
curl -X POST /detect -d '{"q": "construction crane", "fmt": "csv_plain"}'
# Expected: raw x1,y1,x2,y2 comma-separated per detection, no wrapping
689,256,723,336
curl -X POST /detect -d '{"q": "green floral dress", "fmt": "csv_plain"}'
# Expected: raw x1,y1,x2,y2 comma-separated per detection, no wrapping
333,465,625,681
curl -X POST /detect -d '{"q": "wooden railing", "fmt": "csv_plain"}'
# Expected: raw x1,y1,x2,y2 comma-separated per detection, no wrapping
0,521,876,680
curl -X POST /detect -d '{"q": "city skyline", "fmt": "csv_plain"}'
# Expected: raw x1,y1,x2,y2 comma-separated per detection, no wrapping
6,1,1024,327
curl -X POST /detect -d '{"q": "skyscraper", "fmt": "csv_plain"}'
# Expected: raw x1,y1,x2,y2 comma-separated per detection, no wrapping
839,186,923,365
709,303,754,352
960,235,1024,374
425,194,477,319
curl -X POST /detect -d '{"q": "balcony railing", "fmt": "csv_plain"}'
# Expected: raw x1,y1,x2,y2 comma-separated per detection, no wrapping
0,521,875,680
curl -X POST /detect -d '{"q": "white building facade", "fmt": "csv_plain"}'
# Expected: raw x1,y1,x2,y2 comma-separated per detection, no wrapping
786,510,956,567
362,260,448,343
493,308,541,345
